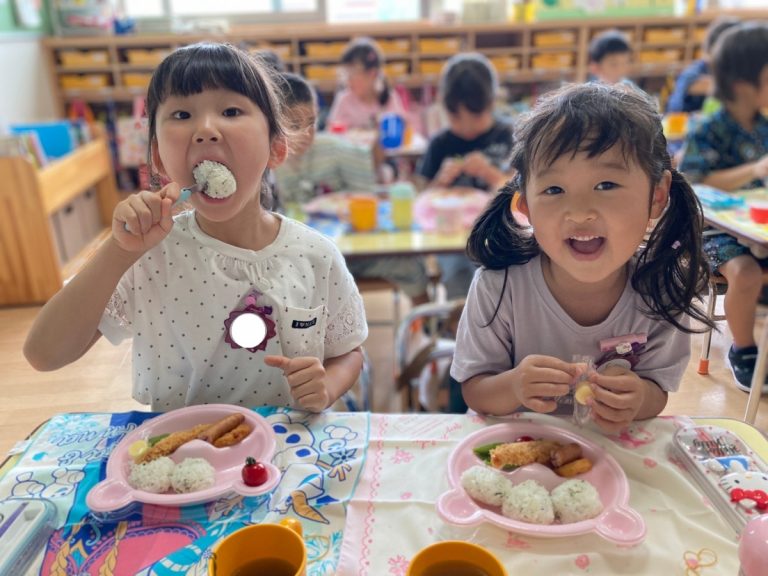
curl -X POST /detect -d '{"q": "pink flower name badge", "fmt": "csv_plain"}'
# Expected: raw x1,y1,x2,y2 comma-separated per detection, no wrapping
224,292,276,353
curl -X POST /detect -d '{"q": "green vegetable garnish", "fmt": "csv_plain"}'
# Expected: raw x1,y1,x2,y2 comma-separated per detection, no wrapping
148,433,169,447
472,442,503,463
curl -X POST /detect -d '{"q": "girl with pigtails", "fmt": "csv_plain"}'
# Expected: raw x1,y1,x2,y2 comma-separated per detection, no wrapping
451,83,715,433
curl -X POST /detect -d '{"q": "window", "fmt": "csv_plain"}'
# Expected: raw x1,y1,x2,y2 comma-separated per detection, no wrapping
121,0,322,22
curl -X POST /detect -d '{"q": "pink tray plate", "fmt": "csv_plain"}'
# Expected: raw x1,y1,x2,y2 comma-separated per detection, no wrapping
437,422,646,546
86,405,280,512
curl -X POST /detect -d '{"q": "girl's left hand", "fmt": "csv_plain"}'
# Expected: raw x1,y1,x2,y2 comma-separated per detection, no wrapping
587,366,646,434
264,355,330,413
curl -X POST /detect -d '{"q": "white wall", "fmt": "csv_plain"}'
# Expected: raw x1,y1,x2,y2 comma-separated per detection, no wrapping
0,35,57,128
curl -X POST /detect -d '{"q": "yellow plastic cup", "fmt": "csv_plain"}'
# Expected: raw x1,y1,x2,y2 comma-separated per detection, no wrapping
208,520,306,576
348,195,378,232
407,541,507,576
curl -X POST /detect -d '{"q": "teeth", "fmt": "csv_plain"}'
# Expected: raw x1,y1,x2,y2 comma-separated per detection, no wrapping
570,236,599,241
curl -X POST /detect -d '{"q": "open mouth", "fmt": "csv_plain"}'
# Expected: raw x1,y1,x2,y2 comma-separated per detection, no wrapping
568,235,605,255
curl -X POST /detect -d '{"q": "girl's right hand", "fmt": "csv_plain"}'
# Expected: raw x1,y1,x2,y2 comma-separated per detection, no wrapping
112,184,180,253
511,355,580,413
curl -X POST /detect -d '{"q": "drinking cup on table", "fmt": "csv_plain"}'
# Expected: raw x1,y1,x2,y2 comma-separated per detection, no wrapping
663,112,688,139
749,201,768,224
407,540,507,576
740,514,768,576
379,113,405,149
348,195,378,232
208,520,306,576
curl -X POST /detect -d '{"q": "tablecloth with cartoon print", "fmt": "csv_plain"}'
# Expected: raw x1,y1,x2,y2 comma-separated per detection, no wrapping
0,410,761,575
0,408,368,575
337,413,752,576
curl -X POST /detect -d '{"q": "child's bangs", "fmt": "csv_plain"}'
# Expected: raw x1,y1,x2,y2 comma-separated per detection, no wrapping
529,112,638,172
152,45,269,106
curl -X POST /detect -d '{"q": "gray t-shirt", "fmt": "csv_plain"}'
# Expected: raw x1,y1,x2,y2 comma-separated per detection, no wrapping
450,256,691,414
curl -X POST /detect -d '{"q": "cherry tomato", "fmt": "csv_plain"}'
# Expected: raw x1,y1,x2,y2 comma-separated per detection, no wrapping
515,435,534,442
242,457,268,487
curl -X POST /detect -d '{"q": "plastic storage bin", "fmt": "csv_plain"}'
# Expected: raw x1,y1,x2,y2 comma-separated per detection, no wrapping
59,49,108,67
0,498,56,575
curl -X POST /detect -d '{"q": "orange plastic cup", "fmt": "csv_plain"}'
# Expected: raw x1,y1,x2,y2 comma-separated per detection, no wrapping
407,541,507,576
208,520,306,576
348,195,378,232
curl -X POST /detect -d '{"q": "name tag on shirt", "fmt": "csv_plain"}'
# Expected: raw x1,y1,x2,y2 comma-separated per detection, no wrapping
292,318,317,329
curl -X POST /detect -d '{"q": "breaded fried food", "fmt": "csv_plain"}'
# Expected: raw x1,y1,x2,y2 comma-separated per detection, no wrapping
213,423,253,448
197,413,244,444
554,457,593,478
490,440,561,469
550,442,583,468
136,423,210,464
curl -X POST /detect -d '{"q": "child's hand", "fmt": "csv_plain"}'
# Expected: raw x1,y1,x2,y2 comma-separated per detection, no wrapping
587,365,646,433
434,157,464,186
112,184,180,253
753,155,768,180
511,355,581,413
461,152,491,178
264,355,330,413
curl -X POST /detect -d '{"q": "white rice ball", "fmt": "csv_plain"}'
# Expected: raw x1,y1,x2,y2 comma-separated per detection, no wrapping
128,456,175,493
460,465,511,506
551,479,603,524
502,479,555,525
193,161,236,199
170,458,216,494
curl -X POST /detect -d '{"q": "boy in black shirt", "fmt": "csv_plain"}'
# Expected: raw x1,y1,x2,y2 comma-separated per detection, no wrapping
417,53,514,300
418,53,514,193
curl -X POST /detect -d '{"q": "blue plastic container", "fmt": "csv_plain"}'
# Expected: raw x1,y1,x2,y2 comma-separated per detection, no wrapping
379,113,405,149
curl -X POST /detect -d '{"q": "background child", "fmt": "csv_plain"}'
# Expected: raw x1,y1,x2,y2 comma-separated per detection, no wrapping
666,16,740,114
275,73,430,305
679,22,768,392
326,37,405,131
451,83,713,432
417,52,514,300
24,43,368,413
588,29,633,86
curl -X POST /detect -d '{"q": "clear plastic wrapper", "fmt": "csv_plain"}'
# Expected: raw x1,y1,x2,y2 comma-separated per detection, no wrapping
673,424,768,534
572,355,594,426
0,498,56,575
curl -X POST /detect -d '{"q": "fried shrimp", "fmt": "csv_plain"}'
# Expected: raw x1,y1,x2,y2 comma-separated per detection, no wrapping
490,440,560,469
136,423,211,464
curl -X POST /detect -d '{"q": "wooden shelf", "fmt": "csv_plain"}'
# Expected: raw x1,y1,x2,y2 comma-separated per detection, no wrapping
0,138,119,306
41,11,768,113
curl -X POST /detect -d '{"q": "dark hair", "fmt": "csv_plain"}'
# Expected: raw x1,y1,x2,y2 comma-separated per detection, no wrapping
467,83,713,334
145,42,284,208
712,21,768,103
340,37,390,107
278,72,316,107
254,49,286,73
703,16,741,54
589,29,632,63
440,52,497,115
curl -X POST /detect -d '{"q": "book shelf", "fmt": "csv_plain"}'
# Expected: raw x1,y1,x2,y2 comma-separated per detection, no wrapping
0,138,119,306
41,12,768,115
